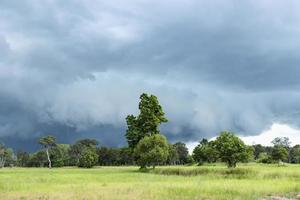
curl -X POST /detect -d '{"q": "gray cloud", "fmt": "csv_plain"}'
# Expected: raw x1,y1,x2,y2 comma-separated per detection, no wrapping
1,0,300,150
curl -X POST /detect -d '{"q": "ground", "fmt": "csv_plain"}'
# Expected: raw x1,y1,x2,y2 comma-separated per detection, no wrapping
0,164,300,200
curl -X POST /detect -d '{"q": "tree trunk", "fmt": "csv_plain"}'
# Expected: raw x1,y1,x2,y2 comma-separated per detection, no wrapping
46,148,51,169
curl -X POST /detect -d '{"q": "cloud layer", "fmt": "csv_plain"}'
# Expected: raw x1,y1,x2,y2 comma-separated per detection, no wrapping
1,0,300,150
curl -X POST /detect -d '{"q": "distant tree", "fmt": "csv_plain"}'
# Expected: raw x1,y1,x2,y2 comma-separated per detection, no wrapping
173,142,189,164
257,152,273,164
119,147,134,165
193,139,218,165
97,147,111,166
5,148,16,167
186,155,195,165
271,137,291,163
39,135,56,168
214,131,253,168
252,144,266,160
105,148,120,166
134,134,169,169
28,151,47,167
271,137,291,148
271,145,288,164
0,144,7,168
69,139,98,165
16,150,30,167
50,144,70,167
167,144,179,165
97,147,133,166
78,148,98,168
290,145,300,164
125,93,168,149
75,139,99,148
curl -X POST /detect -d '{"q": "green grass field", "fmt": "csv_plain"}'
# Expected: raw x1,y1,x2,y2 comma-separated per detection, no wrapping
0,164,300,200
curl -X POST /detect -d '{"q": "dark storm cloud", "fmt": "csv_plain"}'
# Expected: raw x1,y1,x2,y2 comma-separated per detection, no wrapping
1,0,300,150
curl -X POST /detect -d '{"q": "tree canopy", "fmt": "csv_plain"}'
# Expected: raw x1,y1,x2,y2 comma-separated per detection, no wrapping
134,134,169,169
193,139,218,165
214,132,253,168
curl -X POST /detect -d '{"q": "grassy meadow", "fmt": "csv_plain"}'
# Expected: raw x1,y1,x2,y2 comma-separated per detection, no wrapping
0,164,300,200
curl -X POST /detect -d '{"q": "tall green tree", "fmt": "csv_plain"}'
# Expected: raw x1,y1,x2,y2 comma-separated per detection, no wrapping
126,93,168,149
214,131,253,168
39,135,56,168
134,134,169,169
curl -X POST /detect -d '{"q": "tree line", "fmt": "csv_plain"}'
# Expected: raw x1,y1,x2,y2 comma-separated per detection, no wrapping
1,93,300,169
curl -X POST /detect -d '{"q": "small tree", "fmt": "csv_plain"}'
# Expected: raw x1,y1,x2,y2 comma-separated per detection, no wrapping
69,139,98,166
271,145,288,164
16,150,30,167
50,144,70,167
167,144,179,165
5,148,15,167
173,142,189,164
28,151,47,167
214,131,253,168
78,148,98,168
257,152,273,164
39,135,56,168
271,137,291,148
134,134,169,169
252,144,266,160
290,145,300,163
0,144,7,168
193,139,218,165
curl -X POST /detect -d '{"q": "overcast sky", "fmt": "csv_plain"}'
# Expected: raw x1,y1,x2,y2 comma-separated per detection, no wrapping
1,0,300,151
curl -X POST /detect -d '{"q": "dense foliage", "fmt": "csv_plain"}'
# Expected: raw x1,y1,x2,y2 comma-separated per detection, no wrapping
134,134,169,169
192,139,218,165
214,132,254,168
78,148,98,168
1,93,300,168
1,135,300,168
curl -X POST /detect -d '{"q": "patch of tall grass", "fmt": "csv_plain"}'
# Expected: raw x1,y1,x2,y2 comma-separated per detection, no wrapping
152,166,255,178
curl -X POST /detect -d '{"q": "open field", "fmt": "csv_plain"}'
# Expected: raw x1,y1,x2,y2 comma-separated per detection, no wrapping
1,164,300,200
